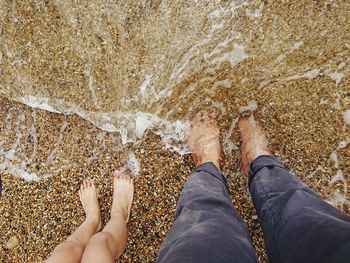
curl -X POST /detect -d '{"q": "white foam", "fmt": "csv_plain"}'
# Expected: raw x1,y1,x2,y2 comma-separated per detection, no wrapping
338,140,349,149
343,110,350,125
222,117,239,156
327,72,345,86
206,79,232,95
209,7,226,19
306,166,322,179
330,150,339,169
44,120,68,166
328,191,349,209
304,69,321,79
84,69,101,109
135,112,155,138
292,41,303,50
211,43,248,68
286,69,321,81
126,152,141,178
248,115,257,127
239,101,258,113
139,75,153,96
329,169,345,187
17,96,61,113
0,163,40,181
275,54,285,63
96,131,106,141
100,123,117,132
246,3,264,19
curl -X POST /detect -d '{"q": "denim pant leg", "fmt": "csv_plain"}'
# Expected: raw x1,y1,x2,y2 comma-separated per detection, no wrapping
157,162,258,263
249,155,350,263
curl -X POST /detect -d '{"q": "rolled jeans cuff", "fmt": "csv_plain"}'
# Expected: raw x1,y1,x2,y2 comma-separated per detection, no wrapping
195,162,230,193
248,155,285,189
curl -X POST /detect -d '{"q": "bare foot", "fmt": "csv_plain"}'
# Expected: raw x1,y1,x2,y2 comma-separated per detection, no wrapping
187,110,221,170
79,179,102,231
238,116,271,175
111,171,134,223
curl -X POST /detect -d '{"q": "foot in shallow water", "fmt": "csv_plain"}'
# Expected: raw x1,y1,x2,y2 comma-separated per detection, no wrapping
238,117,272,176
79,179,102,231
187,110,221,170
111,171,134,223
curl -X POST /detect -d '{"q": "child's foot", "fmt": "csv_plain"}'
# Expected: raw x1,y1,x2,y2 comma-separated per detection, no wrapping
79,179,102,231
238,117,272,175
187,110,221,170
111,171,134,223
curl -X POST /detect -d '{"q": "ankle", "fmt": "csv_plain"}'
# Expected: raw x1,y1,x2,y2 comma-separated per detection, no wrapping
199,158,220,171
85,214,101,227
111,208,128,222
247,149,272,165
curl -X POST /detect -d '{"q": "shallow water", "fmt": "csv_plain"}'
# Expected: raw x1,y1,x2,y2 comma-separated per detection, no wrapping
0,0,350,203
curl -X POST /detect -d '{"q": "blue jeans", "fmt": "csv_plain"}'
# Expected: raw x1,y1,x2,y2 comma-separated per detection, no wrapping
156,156,350,263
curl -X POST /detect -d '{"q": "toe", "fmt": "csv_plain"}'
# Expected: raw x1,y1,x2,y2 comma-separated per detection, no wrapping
190,117,196,128
209,110,218,120
124,173,130,181
209,117,218,126
114,173,119,180
194,112,203,124
89,179,94,188
113,170,121,178
238,118,249,129
201,111,210,123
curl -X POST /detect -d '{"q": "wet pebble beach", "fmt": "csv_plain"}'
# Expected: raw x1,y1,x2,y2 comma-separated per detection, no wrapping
0,95,349,262
1,0,350,262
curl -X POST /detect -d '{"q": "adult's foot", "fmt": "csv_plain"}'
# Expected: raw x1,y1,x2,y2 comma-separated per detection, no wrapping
238,116,272,175
187,110,221,170
79,179,102,231
111,171,134,223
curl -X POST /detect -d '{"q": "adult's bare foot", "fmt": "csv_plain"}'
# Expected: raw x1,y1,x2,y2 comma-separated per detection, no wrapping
238,116,272,176
187,110,221,170
79,179,102,231
111,171,134,223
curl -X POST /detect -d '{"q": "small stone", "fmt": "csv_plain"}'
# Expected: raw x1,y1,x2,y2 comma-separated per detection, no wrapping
6,236,19,249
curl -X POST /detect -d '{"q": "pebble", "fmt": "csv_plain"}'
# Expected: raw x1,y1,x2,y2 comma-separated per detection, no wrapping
6,236,19,250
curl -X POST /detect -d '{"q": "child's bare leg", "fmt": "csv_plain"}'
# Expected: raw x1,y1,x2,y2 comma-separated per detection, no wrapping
46,180,102,263
81,171,134,263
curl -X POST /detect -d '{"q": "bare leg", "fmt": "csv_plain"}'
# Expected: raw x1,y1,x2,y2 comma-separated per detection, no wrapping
81,171,134,263
46,179,102,263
